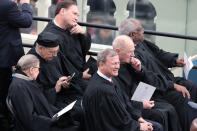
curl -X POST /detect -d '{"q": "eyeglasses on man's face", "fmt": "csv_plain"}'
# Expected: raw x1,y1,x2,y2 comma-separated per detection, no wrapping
136,27,144,33
33,66,41,70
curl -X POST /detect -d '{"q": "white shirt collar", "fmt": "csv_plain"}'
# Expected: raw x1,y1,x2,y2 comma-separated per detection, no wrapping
97,70,112,82
53,19,62,29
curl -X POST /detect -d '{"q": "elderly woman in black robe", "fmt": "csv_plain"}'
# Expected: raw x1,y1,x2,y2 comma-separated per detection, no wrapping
8,54,79,131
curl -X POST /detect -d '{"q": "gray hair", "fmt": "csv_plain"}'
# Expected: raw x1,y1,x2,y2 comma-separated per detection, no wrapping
97,48,117,66
113,35,133,50
119,18,139,35
17,54,39,71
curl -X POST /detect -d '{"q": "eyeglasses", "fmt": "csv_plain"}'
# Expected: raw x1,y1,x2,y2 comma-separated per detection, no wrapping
136,27,144,33
48,50,59,55
33,66,41,69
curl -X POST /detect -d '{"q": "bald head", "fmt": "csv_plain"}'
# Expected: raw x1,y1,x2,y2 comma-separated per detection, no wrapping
113,35,134,50
113,35,135,64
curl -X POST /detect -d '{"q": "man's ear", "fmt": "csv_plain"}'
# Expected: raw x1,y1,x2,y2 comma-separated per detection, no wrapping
115,48,120,54
60,8,65,15
29,67,34,75
129,32,135,37
37,45,42,52
98,61,105,69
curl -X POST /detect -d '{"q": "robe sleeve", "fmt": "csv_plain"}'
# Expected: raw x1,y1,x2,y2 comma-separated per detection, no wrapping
117,84,142,120
78,32,91,58
131,55,174,91
129,100,143,119
99,93,140,131
11,85,53,131
42,87,57,105
145,40,178,68
141,66,174,91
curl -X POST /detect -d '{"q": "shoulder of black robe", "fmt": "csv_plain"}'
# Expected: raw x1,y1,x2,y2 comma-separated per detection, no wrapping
9,77,78,131
28,48,83,106
116,64,144,97
113,78,143,120
117,63,172,98
42,22,91,91
8,76,56,131
141,65,172,92
28,48,58,104
135,41,175,89
83,73,140,131
143,40,178,68
43,22,91,76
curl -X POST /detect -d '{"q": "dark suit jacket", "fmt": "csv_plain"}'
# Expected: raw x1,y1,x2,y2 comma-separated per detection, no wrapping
0,0,32,67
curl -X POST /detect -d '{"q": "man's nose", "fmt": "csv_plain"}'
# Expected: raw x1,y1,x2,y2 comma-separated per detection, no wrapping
116,63,120,69
130,52,135,57
52,52,57,57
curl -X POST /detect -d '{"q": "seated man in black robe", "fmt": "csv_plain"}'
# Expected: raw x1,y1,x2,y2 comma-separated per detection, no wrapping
113,35,181,131
28,32,84,129
42,0,93,90
83,49,164,131
119,18,197,131
8,54,79,131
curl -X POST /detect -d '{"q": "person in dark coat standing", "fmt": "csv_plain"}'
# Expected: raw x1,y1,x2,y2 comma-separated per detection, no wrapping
0,0,32,130
42,0,92,91
8,54,79,131
119,18,197,131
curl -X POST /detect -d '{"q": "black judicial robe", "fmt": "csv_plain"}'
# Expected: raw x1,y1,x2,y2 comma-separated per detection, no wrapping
42,21,91,80
8,73,79,131
83,73,141,131
116,64,181,131
28,48,83,108
135,40,197,102
134,40,196,131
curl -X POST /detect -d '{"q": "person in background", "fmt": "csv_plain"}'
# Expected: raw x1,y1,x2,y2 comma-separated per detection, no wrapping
92,28,114,45
0,0,32,130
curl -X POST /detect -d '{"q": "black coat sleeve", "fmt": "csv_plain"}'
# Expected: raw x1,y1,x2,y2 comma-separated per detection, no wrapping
11,85,53,131
97,93,140,131
142,66,174,91
145,40,178,68
42,87,57,105
6,2,32,28
78,32,91,58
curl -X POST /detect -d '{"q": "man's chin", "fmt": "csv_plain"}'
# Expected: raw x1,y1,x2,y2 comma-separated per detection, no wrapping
46,58,53,61
112,72,118,76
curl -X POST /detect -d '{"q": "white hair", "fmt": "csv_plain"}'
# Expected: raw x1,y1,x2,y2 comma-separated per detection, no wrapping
119,18,139,35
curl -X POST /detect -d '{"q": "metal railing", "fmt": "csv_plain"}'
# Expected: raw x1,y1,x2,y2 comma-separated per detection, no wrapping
33,16,197,41
23,16,197,56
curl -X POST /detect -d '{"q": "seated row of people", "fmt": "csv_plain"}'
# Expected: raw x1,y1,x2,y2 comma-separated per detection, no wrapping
7,0,197,131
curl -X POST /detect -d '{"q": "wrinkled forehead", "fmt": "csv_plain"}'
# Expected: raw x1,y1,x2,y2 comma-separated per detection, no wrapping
106,55,119,62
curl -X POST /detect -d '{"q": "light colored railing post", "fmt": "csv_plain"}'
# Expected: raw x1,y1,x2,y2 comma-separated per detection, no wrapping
77,0,89,22
36,0,51,34
113,0,129,35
